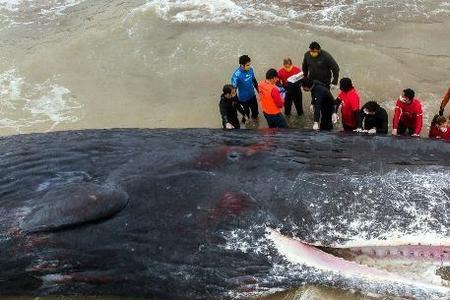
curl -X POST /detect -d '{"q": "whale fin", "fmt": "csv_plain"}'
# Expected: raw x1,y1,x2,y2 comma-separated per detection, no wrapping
21,183,129,233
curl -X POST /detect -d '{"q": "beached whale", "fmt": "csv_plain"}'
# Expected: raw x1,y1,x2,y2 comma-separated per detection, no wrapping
1,128,450,299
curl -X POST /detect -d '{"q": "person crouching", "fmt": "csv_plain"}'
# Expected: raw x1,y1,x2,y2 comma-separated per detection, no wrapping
258,69,288,128
219,84,245,130
429,115,450,140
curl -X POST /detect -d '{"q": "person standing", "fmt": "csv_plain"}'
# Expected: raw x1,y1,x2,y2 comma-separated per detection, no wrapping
392,88,423,137
438,84,450,116
231,55,259,123
258,69,288,128
302,41,340,89
354,101,388,135
219,84,245,130
301,78,334,131
278,58,303,116
335,77,360,131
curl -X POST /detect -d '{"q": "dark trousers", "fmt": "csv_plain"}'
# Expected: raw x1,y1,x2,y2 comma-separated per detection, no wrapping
264,113,288,128
284,82,303,116
397,121,414,135
239,96,259,119
222,118,240,129
320,104,333,131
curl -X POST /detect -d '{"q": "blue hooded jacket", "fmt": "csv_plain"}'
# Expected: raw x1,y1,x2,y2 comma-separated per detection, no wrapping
231,67,257,102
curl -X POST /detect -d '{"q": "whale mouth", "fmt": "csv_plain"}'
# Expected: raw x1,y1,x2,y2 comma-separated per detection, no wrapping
267,229,450,292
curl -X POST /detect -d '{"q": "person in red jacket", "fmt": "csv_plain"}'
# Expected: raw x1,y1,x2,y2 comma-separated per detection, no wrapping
278,58,303,116
258,68,288,128
334,77,360,131
429,115,450,140
392,88,423,137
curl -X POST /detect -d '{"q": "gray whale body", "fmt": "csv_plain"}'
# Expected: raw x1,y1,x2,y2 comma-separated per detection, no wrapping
1,128,450,299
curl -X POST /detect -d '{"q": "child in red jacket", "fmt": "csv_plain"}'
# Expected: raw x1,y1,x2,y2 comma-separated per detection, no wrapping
429,115,450,140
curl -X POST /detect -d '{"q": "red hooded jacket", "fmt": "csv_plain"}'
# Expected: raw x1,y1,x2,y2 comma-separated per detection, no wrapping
393,98,423,135
429,125,450,140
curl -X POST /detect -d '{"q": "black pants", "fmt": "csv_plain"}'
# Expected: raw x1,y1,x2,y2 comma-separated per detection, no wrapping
222,117,240,129
264,113,288,128
239,96,259,119
320,103,333,131
284,82,303,116
397,121,414,135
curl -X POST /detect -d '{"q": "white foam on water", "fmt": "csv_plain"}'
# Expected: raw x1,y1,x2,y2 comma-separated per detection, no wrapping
127,0,449,34
0,69,83,133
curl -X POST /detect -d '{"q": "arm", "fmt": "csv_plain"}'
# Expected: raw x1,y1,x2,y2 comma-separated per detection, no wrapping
334,98,342,114
378,109,389,134
271,88,284,108
440,84,450,114
392,101,402,129
252,70,259,93
302,54,308,79
356,107,364,129
234,98,246,117
414,102,423,135
219,101,229,124
327,53,340,85
231,70,239,88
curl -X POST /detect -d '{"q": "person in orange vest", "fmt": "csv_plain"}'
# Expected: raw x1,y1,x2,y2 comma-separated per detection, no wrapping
438,84,450,117
258,69,288,128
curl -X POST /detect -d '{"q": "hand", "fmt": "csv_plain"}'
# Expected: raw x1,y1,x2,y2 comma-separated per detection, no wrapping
309,105,314,113
392,129,397,136
313,122,319,131
411,133,420,137
332,113,339,124
353,128,363,133
225,123,234,130
439,107,444,116
367,128,377,134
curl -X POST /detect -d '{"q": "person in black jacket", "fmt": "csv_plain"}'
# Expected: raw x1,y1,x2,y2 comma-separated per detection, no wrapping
301,78,334,131
355,101,388,134
219,84,245,129
302,41,340,89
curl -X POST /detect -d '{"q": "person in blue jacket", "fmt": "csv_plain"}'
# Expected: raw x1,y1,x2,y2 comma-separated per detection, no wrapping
231,55,259,123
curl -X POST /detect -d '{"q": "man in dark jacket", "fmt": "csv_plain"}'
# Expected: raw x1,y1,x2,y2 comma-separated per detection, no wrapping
301,78,334,131
219,84,245,129
302,41,340,89
355,101,388,134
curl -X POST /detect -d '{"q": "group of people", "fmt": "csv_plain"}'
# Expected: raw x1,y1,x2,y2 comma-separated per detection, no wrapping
219,41,450,140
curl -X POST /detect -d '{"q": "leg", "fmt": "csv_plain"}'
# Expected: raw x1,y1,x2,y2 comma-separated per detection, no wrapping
320,103,333,131
264,114,276,128
284,93,293,116
275,114,288,128
249,96,259,120
289,82,303,115
397,122,407,135
239,101,250,120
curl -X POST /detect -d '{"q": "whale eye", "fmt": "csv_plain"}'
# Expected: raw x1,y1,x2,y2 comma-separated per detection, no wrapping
228,151,240,161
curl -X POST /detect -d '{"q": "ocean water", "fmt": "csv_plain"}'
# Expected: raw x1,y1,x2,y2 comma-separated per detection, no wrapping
0,0,450,299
